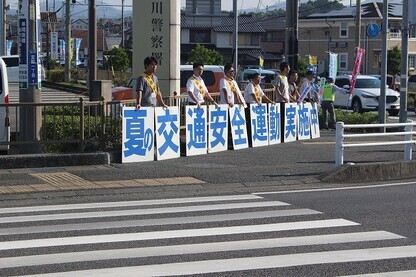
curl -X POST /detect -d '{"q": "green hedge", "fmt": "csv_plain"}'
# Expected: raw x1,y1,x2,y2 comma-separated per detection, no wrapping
42,113,122,153
48,69,65,82
318,109,378,126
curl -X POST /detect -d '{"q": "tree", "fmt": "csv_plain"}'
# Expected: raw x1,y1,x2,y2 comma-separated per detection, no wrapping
188,44,224,65
297,56,308,77
299,0,344,17
107,47,130,72
387,45,401,75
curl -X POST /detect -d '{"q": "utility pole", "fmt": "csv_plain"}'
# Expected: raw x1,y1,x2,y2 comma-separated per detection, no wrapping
88,0,97,87
286,0,298,70
46,0,50,70
378,0,388,126
1,0,6,55
65,0,70,82
399,0,409,123
233,0,238,68
355,0,361,50
121,0,124,48
19,0,42,153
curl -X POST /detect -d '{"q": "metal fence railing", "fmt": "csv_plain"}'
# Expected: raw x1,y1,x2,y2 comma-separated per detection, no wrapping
0,84,275,154
335,121,416,166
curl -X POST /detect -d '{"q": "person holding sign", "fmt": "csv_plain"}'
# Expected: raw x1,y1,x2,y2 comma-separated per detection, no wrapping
220,63,246,108
187,62,218,109
244,73,275,106
298,70,314,103
272,62,294,103
136,56,168,109
244,73,275,146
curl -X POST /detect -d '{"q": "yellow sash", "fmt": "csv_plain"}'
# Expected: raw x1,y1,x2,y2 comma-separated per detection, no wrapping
191,77,206,96
252,82,261,102
141,72,159,94
225,77,237,95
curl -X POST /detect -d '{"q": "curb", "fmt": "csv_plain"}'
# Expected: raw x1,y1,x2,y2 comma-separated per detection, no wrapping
0,152,110,169
319,160,416,183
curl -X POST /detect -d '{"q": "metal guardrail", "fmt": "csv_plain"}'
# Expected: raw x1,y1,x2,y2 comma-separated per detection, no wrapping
335,121,416,166
0,84,275,154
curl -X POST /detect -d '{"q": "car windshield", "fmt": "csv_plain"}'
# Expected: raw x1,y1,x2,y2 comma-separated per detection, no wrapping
355,78,380,89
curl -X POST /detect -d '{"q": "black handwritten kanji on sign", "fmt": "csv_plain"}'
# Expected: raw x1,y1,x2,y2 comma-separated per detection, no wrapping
152,2,163,14
151,35,163,49
151,18,163,32
152,52,163,65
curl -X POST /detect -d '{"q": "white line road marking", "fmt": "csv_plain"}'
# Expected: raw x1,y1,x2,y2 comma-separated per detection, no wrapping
254,181,416,195
0,194,263,214
0,201,290,224
0,219,359,250
17,245,416,277
0,231,403,269
0,209,321,235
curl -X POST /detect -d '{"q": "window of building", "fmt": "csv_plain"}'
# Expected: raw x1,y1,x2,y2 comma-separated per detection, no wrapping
410,28,416,39
340,22,348,38
190,30,211,43
231,33,260,46
409,55,416,70
261,31,279,42
251,33,260,46
339,53,348,70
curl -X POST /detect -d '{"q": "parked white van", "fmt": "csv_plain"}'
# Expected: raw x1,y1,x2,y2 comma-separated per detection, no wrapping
0,55,45,83
0,57,10,153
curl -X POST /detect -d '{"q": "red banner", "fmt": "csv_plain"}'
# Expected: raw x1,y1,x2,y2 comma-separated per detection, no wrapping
349,48,365,94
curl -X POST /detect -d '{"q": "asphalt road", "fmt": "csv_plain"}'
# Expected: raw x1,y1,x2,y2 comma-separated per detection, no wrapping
0,180,415,276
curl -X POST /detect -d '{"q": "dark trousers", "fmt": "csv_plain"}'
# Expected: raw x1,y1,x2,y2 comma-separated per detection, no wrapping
321,100,336,129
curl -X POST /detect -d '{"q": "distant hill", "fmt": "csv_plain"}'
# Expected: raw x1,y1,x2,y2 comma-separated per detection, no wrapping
9,0,132,19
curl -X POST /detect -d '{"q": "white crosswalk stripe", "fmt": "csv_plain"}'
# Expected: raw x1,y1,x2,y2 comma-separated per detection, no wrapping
0,193,414,276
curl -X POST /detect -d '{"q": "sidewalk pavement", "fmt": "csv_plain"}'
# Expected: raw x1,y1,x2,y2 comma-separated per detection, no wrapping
0,131,415,198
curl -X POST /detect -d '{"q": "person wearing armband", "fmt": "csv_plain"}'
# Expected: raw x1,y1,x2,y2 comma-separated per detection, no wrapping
321,77,349,130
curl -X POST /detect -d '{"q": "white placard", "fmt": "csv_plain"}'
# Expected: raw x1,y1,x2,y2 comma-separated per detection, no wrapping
298,102,312,140
310,103,321,139
185,105,207,156
155,106,180,160
229,105,248,150
268,103,281,145
283,103,298,143
208,104,228,153
250,104,269,147
122,107,155,163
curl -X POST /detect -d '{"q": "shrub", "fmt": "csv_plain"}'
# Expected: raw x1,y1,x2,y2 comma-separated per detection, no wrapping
48,69,65,82
41,112,122,153
319,108,379,129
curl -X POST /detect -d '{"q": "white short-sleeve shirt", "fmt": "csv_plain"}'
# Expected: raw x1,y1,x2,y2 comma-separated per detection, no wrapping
244,82,264,104
186,75,208,104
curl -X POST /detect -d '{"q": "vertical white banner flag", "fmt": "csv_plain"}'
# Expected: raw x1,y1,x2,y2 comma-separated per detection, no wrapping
75,38,82,66
50,32,59,60
59,39,65,64
155,106,180,160
229,105,248,150
186,105,207,156
208,104,228,153
122,107,155,163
